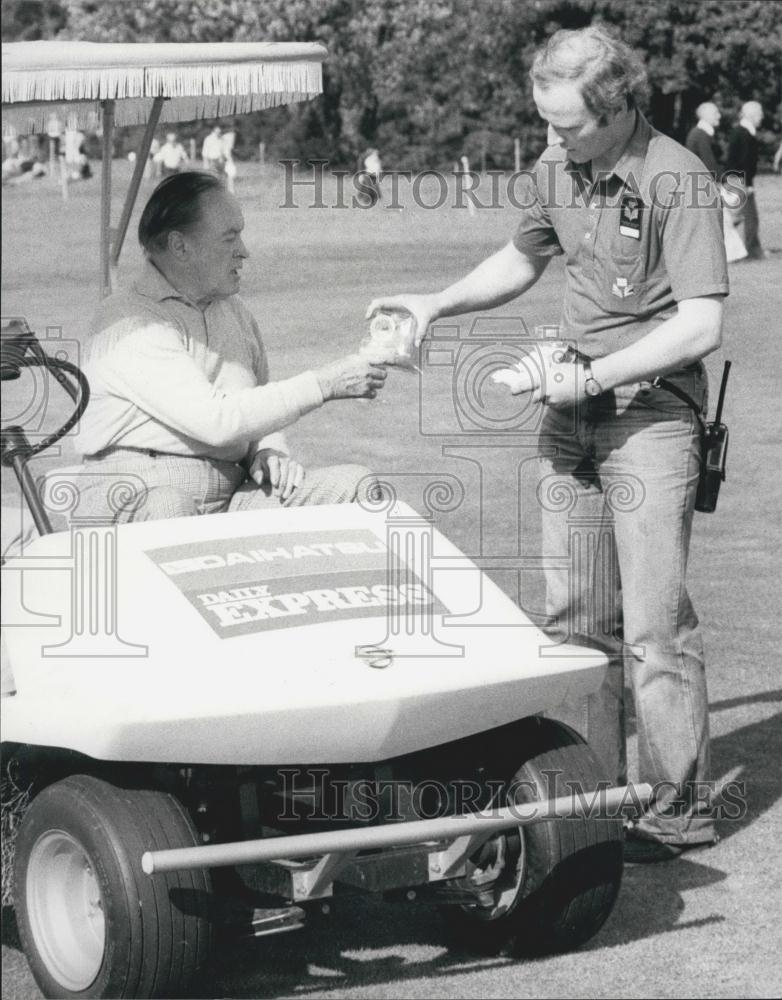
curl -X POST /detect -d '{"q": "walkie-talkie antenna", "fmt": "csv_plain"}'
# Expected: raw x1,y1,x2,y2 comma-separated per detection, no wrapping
713,361,731,426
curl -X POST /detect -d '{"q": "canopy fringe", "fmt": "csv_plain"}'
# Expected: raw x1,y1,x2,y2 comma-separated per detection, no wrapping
2,41,324,135
3,62,322,105
3,90,318,137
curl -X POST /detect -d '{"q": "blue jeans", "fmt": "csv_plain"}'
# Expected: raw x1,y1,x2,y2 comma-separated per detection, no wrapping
538,365,715,845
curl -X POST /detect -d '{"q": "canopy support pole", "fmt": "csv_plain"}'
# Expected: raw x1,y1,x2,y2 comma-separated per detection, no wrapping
99,99,115,298
111,96,165,268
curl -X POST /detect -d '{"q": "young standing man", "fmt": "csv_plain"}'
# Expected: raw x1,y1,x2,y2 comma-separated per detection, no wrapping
369,25,728,862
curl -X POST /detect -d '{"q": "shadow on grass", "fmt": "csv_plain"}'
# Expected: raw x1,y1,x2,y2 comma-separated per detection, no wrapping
209,855,726,997
626,692,782,842
212,896,520,999
588,705,782,952
709,689,782,712
588,854,728,952
625,695,782,844
710,708,782,842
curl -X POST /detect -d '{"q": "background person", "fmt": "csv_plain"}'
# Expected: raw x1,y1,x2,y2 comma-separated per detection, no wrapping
45,111,62,161
202,124,225,175
686,102,747,262
2,127,19,163
146,136,161,180
74,171,387,522
357,146,382,207
725,100,765,260
63,126,91,180
222,123,238,193
685,101,721,178
369,25,728,864
154,131,189,176
2,155,46,184
63,126,83,180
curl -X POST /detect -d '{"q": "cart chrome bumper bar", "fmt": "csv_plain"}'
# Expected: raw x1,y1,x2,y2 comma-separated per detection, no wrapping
142,783,651,876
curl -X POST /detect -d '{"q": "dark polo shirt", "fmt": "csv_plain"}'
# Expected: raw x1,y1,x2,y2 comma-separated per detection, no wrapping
513,112,729,358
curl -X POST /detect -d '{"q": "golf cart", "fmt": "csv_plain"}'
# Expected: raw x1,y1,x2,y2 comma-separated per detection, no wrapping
2,40,649,1000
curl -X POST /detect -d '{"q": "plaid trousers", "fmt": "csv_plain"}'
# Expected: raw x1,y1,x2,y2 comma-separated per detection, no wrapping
55,449,375,524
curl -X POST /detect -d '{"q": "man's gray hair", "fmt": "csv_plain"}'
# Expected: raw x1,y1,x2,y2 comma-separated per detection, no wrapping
531,24,649,124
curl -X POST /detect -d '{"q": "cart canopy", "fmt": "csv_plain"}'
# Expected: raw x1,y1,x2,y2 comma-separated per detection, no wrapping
2,39,327,135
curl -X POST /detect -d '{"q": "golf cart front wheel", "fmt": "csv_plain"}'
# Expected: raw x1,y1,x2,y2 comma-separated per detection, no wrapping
14,774,212,998
443,718,623,956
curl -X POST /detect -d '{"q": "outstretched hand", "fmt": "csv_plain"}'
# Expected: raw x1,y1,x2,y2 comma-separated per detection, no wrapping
315,354,388,400
492,342,584,407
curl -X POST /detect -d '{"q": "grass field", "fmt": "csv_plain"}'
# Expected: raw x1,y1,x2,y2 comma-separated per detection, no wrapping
2,161,781,999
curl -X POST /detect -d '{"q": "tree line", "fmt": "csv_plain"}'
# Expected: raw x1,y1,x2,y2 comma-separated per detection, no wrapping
3,0,780,170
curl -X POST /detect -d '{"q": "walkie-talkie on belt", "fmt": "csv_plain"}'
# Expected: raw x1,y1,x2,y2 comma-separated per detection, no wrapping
695,361,731,513
653,360,732,514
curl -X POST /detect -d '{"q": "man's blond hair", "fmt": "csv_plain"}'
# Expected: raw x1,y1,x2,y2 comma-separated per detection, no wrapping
531,24,649,124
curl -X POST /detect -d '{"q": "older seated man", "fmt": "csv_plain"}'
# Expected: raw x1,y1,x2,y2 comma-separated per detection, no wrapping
73,171,387,522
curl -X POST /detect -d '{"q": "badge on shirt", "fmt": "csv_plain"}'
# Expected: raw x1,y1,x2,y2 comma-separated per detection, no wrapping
619,195,642,238
612,276,635,299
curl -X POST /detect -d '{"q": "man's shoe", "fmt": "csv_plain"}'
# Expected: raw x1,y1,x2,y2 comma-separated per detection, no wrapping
623,831,684,864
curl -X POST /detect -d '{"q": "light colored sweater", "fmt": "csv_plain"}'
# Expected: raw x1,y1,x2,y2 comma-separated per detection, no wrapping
78,260,323,462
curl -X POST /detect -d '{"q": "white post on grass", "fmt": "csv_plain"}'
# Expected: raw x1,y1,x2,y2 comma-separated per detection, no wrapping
514,137,521,174
259,142,266,167
460,155,476,217
189,138,196,161
59,153,68,202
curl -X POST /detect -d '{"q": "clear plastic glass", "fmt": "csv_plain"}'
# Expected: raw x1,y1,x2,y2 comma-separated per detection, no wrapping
360,311,418,371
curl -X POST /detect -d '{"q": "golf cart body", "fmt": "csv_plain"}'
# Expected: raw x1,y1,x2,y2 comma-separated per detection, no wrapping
3,503,609,765
2,39,645,1000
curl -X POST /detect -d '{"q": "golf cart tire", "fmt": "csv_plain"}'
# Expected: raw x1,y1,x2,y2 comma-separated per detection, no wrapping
443,718,623,957
14,774,212,999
